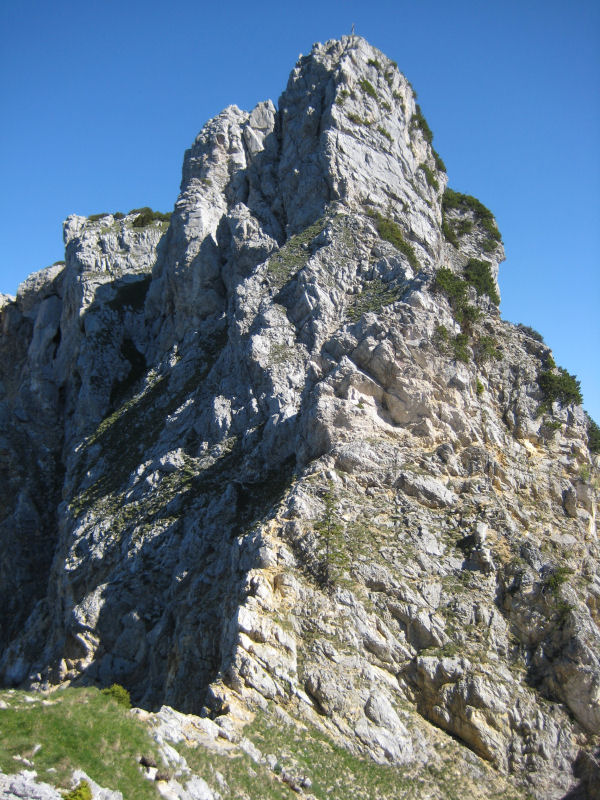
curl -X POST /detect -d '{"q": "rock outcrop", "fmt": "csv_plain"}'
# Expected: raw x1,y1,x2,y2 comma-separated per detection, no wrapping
1,36,598,799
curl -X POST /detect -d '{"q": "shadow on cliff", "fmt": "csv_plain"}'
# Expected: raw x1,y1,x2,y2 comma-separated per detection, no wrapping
46,267,299,711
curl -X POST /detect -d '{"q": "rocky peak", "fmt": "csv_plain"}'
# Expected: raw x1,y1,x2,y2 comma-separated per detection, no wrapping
0,36,598,800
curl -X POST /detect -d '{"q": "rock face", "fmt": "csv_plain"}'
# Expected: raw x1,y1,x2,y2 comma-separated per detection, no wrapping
1,36,599,799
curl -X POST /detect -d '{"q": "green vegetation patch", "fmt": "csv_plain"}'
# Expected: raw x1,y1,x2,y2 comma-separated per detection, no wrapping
347,112,372,127
474,335,502,364
442,189,501,250
130,207,171,228
267,216,327,288
544,566,573,598
411,104,433,145
358,78,378,100
348,277,402,322
463,258,499,305
367,58,382,71
377,125,393,143
180,707,527,800
432,267,467,309
64,781,92,800
452,333,470,363
101,683,131,708
433,148,446,173
369,211,420,270
538,367,583,408
0,688,160,798
419,163,439,192
586,414,600,454
516,324,544,342
88,212,125,223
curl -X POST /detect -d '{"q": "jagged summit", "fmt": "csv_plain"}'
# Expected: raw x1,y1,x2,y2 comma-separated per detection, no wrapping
0,37,598,800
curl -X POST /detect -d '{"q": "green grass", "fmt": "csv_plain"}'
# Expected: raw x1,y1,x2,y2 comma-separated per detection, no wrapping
267,216,327,288
358,78,378,100
377,125,393,143
369,212,420,270
180,708,528,800
347,112,372,127
347,277,402,322
64,781,92,800
0,688,160,798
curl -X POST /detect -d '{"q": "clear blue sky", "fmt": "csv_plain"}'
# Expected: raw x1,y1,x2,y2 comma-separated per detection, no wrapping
1,0,598,421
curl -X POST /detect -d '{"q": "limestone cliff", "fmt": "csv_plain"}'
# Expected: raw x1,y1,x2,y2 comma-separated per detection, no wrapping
1,36,599,800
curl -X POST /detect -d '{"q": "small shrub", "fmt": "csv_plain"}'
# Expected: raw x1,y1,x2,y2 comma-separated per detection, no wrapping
517,324,544,342
455,219,473,236
432,267,467,309
347,112,372,126
101,683,131,709
419,163,439,191
369,212,420,270
433,324,449,350
452,333,470,363
580,464,591,483
538,367,583,408
88,213,109,222
442,220,459,248
130,207,171,227
377,125,393,142
544,566,573,598
475,335,502,363
113,211,125,220
358,78,378,100
381,100,391,112
476,379,484,396
411,104,433,145
442,189,501,244
463,258,499,305
63,781,92,800
335,89,349,106
457,303,481,329
433,148,446,173
367,58,382,71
